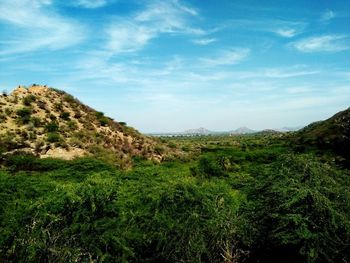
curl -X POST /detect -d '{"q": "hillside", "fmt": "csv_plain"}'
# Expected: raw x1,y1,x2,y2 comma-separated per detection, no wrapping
296,107,350,159
230,126,256,135
0,85,176,165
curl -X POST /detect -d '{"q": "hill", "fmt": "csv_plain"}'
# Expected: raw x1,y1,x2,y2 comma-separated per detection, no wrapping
0,85,176,165
182,127,212,135
230,126,256,135
296,107,350,159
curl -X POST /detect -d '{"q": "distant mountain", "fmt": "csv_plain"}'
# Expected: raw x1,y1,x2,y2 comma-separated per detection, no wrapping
182,127,212,135
230,127,256,135
296,107,350,159
276,126,303,132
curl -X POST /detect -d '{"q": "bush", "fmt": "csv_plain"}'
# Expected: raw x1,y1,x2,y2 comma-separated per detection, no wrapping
196,156,227,178
16,107,32,124
22,95,36,106
59,111,70,120
95,111,109,126
0,114,6,123
45,121,59,132
31,117,42,127
47,132,60,143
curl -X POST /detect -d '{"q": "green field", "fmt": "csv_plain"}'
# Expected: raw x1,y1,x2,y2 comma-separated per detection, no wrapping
1,134,349,262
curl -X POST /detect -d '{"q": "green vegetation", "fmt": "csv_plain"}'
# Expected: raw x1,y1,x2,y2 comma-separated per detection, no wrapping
59,111,70,120
47,132,61,143
22,94,36,106
16,107,32,124
0,133,349,262
95,111,110,126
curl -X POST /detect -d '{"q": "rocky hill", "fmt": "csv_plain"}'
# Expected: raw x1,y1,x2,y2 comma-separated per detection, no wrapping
230,127,256,135
296,107,350,159
0,85,177,166
182,127,212,135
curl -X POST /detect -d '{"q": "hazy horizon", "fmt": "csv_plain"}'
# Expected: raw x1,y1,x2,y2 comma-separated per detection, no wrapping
1,0,349,133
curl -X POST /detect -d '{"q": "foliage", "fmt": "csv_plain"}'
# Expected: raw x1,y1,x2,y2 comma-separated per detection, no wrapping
236,154,350,262
45,121,59,132
95,111,109,126
0,134,349,262
16,107,32,124
22,94,36,106
47,132,60,143
59,111,70,120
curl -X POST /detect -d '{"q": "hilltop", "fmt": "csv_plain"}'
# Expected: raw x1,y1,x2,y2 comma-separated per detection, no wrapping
296,107,350,159
0,85,177,166
230,126,256,135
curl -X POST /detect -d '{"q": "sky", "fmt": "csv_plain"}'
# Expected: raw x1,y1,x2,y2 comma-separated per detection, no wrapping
0,0,350,133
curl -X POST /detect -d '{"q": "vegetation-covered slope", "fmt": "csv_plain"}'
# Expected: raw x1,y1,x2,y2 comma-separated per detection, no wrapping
1,98,350,262
0,85,178,166
296,107,350,159
0,134,349,262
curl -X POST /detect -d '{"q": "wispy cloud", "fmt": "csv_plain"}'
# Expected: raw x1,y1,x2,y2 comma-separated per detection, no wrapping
200,49,250,66
105,0,204,54
273,28,298,38
321,9,335,22
291,35,349,52
192,38,217,45
74,0,109,9
224,19,306,38
0,0,85,56
106,22,155,53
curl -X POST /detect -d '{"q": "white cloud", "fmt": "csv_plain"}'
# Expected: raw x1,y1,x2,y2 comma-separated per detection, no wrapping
321,9,335,22
0,0,85,56
200,49,250,66
274,28,298,38
106,22,155,53
192,38,217,45
106,0,204,54
291,35,349,53
226,19,306,39
75,0,108,8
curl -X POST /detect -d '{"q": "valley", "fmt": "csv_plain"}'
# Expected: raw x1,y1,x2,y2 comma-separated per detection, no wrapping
1,86,349,262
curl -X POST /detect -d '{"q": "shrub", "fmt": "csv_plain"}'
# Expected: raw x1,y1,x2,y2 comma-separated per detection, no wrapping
59,111,70,120
22,95,36,106
16,107,32,124
196,156,227,178
95,111,109,126
67,120,77,130
31,117,42,127
45,121,59,132
0,114,6,123
63,94,75,104
154,145,165,155
54,102,63,111
47,132,60,143
167,142,177,149
37,100,46,109
4,108,12,115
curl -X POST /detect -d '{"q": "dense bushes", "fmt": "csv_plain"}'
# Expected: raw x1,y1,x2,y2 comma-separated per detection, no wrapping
236,154,350,262
0,137,349,262
0,158,241,262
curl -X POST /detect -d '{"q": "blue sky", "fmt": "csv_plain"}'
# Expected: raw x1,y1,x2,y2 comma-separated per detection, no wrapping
0,0,349,132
